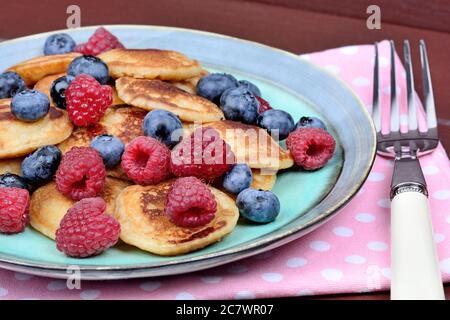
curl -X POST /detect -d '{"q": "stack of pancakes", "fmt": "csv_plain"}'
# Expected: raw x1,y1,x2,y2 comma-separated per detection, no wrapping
1,48,293,256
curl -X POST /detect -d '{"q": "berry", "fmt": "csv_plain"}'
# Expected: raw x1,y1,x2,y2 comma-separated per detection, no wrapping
0,187,29,234
74,27,124,56
0,72,27,99
21,145,61,186
197,73,238,104
223,164,252,194
238,80,261,97
220,86,260,124
55,197,120,258
50,75,74,109
43,33,76,55
256,96,272,113
121,136,171,185
170,127,235,180
0,173,29,190
56,147,106,201
11,89,50,122
67,55,110,85
165,177,217,228
257,109,295,140
65,74,112,126
142,109,183,148
236,188,280,223
90,134,124,168
286,128,336,170
295,116,327,131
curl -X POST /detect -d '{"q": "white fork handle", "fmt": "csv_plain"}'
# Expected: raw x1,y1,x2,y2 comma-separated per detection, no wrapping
391,191,445,300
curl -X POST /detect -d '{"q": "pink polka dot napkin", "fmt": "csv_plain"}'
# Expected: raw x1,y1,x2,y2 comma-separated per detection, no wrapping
1,40,449,300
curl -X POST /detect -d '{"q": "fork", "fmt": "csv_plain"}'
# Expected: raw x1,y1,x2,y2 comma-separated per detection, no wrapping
372,40,445,300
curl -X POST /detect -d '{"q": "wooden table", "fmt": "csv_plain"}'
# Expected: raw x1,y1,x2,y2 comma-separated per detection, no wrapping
0,0,449,300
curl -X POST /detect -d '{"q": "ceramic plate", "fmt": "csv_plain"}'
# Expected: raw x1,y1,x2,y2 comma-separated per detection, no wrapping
0,25,376,279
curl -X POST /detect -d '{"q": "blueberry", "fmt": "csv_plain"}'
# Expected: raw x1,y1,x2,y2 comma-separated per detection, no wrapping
220,87,260,124
257,109,294,140
0,72,27,99
223,164,252,194
236,188,280,223
0,173,29,190
238,80,261,97
197,73,238,104
50,75,74,109
295,116,327,130
90,134,125,168
142,109,183,148
67,55,109,84
11,89,50,122
21,146,61,185
43,33,76,55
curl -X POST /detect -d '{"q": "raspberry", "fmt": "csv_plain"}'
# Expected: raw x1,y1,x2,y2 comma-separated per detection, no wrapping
0,187,29,234
286,128,336,170
170,127,235,180
256,96,273,113
121,136,171,185
56,147,106,200
74,27,125,56
165,177,217,228
65,74,112,126
55,197,120,258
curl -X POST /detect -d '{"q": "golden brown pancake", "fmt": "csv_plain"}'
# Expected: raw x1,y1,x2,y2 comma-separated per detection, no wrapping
98,48,202,81
169,69,209,94
29,178,130,240
0,157,23,175
114,181,239,256
6,53,81,85
0,105,73,159
0,98,11,106
251,169,277,190
116,77,224,122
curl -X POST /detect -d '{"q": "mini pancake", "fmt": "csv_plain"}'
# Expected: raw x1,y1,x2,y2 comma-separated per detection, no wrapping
98,48,201,81
0,157,23,175
169,69,208,94
0,105,73,159
29,178,130,240
58,105,147,180
186,120,294,170
115,181,239,256
116,77,223,122
0,98,11,106
6,53,81,85
251,169,277,190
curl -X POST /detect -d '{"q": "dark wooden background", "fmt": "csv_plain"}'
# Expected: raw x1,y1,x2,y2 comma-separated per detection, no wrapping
0,0,449,299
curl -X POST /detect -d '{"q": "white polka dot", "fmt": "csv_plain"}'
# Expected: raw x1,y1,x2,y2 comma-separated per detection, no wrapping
324,64,340,74
340,46,359,55
381,268,391,279
440,258,450,274
261,272,283,283
14,272,33,281
352,77,370,87
80,289,101,300
377,198,390,208
228,265,248,274
47,280,67,291
333,226,354,237
254,251,273,260
176,292,195,300
356,213,376,223
309,240,330,252
286,257,307,268
234,290,255,299
379,56,389,67
140,281,161,292
368,241,388,252
447,216,450,224
296,289,314,296
434,233,445,243
200,276,222,284
400,114,408,125
423,165,439,175
0,288,8,297
368,172,385,182
321,268,343,282
345,255,366,264
432,189,450,200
